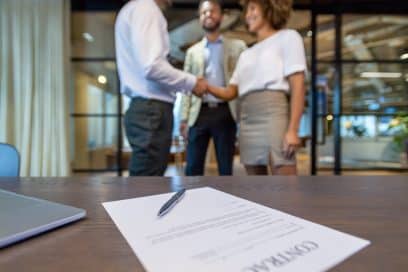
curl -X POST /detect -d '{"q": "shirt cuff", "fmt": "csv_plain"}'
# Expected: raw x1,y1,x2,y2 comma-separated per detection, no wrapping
182,73,197,95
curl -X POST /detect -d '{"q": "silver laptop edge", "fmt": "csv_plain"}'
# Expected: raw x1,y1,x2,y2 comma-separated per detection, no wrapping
0,189,86,248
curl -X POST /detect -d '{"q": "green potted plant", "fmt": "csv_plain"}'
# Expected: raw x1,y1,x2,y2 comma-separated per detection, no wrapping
388,115,408,166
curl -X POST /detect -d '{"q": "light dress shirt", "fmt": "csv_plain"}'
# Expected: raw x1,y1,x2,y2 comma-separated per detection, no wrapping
202,36,225,103
230,29,307,96
115,0,196,103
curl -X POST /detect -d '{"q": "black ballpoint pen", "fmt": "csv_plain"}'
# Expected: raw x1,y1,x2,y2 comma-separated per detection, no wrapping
157,188,186,217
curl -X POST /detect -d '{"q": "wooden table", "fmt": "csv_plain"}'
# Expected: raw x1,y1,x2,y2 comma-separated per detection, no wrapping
0,176,407,271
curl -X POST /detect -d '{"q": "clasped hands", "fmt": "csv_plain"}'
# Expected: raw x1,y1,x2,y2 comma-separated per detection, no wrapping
192,77,209,97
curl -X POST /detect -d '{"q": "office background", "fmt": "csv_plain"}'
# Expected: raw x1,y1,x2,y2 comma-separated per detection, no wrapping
1,0,408,176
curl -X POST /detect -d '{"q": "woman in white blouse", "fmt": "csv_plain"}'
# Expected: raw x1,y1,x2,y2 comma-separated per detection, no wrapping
207,0,306,175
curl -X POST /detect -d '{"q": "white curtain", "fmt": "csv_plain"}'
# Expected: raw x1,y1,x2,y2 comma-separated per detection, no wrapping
0,0,71,176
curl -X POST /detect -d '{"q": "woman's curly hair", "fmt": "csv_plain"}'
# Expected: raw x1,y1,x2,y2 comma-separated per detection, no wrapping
242,0,293,30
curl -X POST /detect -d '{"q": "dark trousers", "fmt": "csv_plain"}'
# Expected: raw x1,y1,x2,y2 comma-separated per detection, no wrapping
185,103,236,176
124,97,173,176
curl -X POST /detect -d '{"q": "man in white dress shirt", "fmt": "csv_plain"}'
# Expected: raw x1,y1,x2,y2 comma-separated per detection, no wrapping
115,0,207,176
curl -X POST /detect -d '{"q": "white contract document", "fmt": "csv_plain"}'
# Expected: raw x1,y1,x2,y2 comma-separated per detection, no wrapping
103,187,370,272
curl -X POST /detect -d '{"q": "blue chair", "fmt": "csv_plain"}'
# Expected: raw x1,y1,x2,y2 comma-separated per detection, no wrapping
0,143,20,177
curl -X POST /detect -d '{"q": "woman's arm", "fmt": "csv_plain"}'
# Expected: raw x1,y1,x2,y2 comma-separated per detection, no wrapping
288,72,305,134
283,72,306,157
207,84,239,101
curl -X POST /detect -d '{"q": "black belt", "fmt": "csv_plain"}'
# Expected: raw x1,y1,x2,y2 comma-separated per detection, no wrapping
202,102,228,108
131,97,173,108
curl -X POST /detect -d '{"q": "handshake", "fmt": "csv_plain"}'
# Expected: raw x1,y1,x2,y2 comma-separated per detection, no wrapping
192,77,209,97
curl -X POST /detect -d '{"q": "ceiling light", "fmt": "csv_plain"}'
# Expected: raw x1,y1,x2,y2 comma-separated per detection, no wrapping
98,75,107,84
400,53,408,60
360,72,402,79
82,32,94,42
326,115,333,121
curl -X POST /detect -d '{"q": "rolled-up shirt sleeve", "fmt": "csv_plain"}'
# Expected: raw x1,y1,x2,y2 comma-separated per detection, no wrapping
129,7,196,94
282,30,307,77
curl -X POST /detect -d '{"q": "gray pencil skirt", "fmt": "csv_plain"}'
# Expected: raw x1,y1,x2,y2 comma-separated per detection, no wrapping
238,90,295,166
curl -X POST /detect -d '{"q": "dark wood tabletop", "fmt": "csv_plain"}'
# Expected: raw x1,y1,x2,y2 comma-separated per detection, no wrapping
0,176,407,271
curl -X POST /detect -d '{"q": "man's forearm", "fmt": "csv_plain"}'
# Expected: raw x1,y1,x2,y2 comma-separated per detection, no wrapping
144,58,196,94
